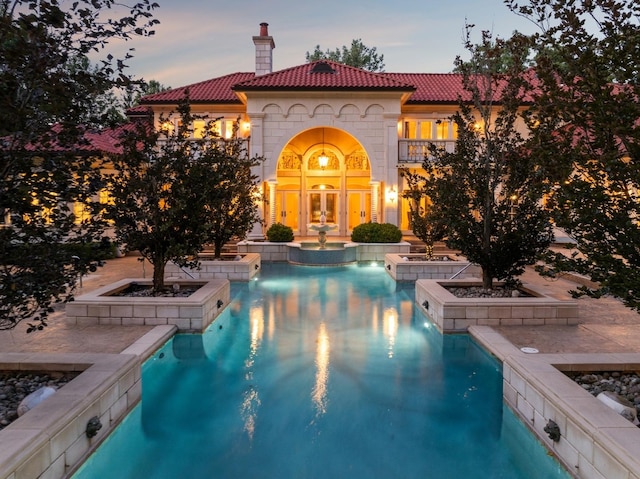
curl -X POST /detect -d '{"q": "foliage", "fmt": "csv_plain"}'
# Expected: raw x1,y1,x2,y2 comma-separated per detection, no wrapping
402,172,445,258
410,26,554,289
106,95,262,292
266,223,294,242
508,0,640,310
305,39,385,72
351,222,402,243
0,0,158,330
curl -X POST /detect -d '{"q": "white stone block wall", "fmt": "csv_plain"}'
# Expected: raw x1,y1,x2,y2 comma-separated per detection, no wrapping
237,241,289,262
415,279,579,332
355,242,411,262
66,279,230,332
165,253,261,281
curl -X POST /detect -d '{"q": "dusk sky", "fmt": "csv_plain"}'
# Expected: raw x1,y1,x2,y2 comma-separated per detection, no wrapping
109,0,539,89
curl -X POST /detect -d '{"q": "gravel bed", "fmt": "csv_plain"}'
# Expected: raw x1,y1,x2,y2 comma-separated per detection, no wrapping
0,371,78,430
567,371,640,423
446,286,531,298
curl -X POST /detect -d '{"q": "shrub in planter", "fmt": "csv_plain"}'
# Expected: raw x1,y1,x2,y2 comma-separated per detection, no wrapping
266,223,294,242
351,222,402,243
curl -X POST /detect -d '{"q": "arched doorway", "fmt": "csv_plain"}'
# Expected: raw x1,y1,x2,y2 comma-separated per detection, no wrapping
270,127,374,237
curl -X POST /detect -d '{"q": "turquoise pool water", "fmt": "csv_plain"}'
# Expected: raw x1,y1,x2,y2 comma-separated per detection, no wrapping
73,263,570,479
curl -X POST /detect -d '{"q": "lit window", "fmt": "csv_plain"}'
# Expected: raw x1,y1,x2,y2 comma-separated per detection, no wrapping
419,121,433,139
193,120,206,139
73,202,90,224
436,121,449,140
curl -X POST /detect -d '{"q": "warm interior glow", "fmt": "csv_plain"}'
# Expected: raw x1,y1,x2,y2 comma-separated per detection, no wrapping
318,152,329,168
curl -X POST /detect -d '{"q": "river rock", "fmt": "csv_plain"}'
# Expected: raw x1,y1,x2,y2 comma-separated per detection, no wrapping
17,386,57,417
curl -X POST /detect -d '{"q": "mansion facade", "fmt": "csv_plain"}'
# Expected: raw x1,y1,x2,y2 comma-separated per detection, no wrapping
137,23,472,239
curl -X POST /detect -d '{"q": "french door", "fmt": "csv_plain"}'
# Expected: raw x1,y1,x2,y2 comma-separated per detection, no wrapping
308,191,339,233
347,191,371,233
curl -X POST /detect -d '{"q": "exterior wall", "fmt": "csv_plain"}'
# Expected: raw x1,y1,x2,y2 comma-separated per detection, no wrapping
245,91,404,228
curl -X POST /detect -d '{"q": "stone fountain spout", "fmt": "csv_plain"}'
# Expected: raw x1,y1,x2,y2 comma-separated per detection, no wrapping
308,214,338,249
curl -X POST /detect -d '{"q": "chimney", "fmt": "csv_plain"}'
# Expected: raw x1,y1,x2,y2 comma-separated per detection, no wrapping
253,22,275,76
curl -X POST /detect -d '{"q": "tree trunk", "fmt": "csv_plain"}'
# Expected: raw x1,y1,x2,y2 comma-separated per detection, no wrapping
153,261,166,292
482,268,493,290
213,240,223,260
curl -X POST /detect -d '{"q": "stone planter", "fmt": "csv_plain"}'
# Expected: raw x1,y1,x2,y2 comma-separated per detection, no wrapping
385,253,481,281
354,241,411,262
165,253,260,281
416,279,578,333
66,278,230,332
237,240,289,262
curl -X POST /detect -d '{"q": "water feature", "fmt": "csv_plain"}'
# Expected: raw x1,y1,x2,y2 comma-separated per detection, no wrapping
72,263,570,479
287,240,357,265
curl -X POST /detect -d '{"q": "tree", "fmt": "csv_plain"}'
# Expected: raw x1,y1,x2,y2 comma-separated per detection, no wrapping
0,0,158,331
508,0,640,310
305,38,385,72
106,95,262,292
408,27,554,289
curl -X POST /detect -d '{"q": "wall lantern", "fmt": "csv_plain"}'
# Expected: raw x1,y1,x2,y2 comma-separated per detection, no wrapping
318,128,329,169
387,186,397,203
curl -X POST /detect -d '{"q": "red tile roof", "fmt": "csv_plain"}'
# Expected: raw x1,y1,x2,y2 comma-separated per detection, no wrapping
232,60,416,92
137,61,536,106
383,73,468,104
141,72,255,104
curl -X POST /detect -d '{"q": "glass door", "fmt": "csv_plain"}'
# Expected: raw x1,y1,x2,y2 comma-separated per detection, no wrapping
347,191,371,233
308,191,339,233
276,191,300,233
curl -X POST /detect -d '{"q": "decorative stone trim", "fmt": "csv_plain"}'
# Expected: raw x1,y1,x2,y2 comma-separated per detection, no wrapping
66,278,230,332
416,279,579,333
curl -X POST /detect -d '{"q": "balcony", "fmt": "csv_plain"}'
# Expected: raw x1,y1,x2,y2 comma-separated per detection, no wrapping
398,139,455,166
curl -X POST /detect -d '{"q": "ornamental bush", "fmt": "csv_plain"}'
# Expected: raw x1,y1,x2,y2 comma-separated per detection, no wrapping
350,222,402,243
266,223,294,242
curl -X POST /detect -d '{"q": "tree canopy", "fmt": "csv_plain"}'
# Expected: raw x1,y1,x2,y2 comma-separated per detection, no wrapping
305,39,385,72
508,0,640,310
106,95,262,292
405,27,554,289
0,0,158,330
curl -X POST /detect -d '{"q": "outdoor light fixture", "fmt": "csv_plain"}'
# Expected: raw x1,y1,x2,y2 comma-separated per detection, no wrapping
387,186,397,203
318,128,329,169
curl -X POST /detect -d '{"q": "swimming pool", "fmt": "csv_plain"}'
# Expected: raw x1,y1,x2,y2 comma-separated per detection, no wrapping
72,263,570,478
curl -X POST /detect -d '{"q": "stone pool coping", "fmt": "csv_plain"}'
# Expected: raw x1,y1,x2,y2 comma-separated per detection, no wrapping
471,325,640,479
0,325,175,479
